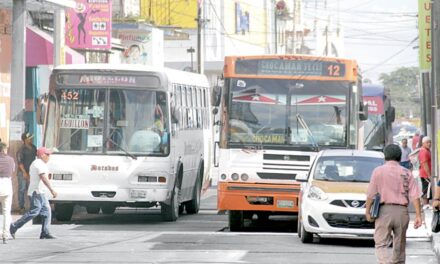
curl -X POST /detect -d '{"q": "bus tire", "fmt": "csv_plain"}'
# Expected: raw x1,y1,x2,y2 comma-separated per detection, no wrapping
229,210,244,231
101,205,116,215
185,171,202,214
86,205,100,214
161,185,179,221
55,204,74,222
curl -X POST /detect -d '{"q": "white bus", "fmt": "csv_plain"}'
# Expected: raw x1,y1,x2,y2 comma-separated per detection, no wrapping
41,64,213,221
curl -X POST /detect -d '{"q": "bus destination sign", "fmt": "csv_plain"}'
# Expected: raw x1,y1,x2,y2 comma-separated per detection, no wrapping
56,74,160,87
235,59,346,77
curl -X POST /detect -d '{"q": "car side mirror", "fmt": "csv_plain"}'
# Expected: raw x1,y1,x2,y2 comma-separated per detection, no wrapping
295,172,309,182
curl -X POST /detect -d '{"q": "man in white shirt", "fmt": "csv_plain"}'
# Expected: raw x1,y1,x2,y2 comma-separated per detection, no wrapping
400,138,412,169
10,147,57,239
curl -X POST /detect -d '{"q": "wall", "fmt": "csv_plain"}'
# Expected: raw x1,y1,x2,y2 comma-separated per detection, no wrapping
0,9,11,142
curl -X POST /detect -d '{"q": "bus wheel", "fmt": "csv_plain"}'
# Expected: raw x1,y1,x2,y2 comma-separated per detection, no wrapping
55,204,74,222
229,210,244,231
185,173,202,214
101,205,116,215
161,185,179,221
86,205,100,214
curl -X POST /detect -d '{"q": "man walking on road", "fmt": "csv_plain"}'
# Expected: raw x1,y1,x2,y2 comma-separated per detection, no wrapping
16,132,37,212
365,144,422,264
10,147,57,239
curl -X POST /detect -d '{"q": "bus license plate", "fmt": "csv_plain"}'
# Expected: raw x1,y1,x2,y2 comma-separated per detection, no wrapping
277,200,294,208
130,190,147,198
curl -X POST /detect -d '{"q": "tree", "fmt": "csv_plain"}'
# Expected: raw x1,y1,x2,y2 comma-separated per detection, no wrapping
379,67,420,119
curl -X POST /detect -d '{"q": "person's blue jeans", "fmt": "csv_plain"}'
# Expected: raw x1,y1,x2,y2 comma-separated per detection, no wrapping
400,161,412,169
11,192,51,236
17,171,29,209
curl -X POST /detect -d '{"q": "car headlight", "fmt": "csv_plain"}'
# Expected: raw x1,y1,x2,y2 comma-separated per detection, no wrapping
307,185,328,201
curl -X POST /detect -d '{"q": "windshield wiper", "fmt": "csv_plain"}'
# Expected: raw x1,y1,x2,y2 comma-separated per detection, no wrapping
105,136,137,160
296,114,319,151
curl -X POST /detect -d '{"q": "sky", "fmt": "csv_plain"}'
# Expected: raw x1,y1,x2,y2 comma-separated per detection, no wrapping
305,0,419,83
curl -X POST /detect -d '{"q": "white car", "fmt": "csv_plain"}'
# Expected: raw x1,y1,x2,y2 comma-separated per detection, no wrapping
296,149,384,243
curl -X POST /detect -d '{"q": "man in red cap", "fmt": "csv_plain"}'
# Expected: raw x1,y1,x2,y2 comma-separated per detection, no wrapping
10,147,58,239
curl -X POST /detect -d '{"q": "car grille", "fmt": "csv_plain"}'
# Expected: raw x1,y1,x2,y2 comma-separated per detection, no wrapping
330,199,366,208
323,213,374,229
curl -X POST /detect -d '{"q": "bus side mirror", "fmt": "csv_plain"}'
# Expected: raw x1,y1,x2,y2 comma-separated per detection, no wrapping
212,86,222,107
387,106,395,123
36,94,48,125
359,103,368,121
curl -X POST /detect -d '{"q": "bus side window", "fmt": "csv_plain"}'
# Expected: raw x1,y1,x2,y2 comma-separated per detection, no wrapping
202,89,207,129
196,88,202,128
187,86,193,129
182,85,187,129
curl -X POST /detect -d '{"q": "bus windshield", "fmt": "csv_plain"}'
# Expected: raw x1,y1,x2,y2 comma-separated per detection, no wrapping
45,88,169,156
227,78,351,147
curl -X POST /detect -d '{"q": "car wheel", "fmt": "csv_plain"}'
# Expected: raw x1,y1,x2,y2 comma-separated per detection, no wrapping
300,220,314,244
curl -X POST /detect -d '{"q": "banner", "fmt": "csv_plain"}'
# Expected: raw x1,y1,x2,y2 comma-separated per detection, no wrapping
363,96,384,115
418,0,432,72
66,0,112,50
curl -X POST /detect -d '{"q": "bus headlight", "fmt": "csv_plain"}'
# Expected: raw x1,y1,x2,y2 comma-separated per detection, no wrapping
240,173,249,181
220,174,227,180
231,173,239,181
307,186,328,201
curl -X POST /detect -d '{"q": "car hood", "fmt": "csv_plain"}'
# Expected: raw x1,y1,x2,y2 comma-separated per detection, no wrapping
312,180,368,194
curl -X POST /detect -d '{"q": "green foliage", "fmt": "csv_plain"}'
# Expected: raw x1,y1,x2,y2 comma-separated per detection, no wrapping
379,67,420,119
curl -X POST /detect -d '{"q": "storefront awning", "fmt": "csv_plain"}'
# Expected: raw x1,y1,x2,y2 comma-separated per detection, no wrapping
27,26,85,67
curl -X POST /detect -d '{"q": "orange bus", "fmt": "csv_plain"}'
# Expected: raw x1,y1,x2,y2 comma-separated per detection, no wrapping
213,55,367,231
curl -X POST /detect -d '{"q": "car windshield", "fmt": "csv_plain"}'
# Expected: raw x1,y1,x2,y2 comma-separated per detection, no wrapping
313,156,384,182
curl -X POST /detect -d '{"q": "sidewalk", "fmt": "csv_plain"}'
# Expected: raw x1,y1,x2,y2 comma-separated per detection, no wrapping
425,208,440,262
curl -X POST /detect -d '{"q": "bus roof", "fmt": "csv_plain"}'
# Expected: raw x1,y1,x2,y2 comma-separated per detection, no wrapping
54,63,209,87
363,84,384,97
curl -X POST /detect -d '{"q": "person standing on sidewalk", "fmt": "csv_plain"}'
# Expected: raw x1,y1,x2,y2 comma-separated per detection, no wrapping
412,131,420,150
399,138,412,169
10,147,57,239
16,132,37,212
365,144,422,264
0,141,15,244
419,136,432,209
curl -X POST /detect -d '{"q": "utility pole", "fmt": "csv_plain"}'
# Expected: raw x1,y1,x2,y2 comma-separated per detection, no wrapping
196,0,204,74
432,0,440,190
10,0,26,142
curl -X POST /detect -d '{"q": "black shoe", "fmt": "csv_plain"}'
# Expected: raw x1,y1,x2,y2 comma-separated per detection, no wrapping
9,224,16,239
40,233,56,239
2,237,6,244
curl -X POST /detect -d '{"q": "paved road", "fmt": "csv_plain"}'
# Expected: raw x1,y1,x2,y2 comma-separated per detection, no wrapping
0,188,437,264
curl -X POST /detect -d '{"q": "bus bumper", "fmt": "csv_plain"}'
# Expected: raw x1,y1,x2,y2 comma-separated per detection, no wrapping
50,186,169,203
217,182,300,213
